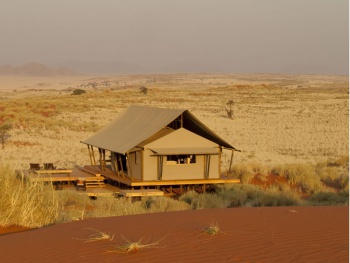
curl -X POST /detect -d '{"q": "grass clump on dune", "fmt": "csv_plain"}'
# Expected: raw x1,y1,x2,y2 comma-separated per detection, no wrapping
77,228,114,243
200,220,224,236
107,234,168,254
0,166,60,228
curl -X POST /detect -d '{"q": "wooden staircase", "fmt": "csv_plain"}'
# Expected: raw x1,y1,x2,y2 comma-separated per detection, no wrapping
84,177,106,188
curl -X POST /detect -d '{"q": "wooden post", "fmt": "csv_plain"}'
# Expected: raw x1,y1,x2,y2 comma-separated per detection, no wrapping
141,150,144,181
157,156,163,181
118,154,124,177
229,150,234,173
204,155,210,179
98,148,102,165
218,147,222,177
112,152,118,174
87,145,93,165
127,152,133,179
91,146,96,165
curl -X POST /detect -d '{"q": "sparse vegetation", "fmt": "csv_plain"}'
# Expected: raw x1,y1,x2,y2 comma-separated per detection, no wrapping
0,122,12,149
72,88,86,95
0,159,348,229
77,228,114,243
200,220,223,236
108,235,164,254
139,86,148,95
273,164,324,194
0,166,59,228
180,184,303,209
225,99,234,119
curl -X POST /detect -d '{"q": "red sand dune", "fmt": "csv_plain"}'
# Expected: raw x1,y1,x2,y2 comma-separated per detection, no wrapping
0,206,348,263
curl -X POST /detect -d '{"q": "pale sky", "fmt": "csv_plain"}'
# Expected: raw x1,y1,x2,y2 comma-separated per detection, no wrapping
0,0,348,75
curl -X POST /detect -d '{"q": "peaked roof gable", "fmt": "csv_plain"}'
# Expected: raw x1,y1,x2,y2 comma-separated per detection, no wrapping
81,105,235,153
145,127,217,149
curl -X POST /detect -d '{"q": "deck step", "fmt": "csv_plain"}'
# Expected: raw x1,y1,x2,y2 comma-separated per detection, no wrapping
118,189,164,198
84,176,106,188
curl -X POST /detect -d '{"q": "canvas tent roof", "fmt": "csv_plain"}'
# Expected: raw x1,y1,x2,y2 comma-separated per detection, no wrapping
81,105,236,153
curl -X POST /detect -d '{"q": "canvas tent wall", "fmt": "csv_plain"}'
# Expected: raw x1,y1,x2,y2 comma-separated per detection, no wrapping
142,128,220,181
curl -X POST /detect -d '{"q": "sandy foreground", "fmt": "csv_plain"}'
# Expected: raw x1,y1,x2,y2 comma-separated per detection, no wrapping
0,206,348,263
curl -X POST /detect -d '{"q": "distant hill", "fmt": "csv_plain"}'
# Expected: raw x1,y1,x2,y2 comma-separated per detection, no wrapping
0,62,79,76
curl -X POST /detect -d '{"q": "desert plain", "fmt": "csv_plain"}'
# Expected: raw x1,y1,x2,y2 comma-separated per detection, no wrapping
0,72,348,262
0,73,348,169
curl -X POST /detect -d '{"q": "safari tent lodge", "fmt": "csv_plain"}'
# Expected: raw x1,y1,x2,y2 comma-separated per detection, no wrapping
19,105,240,197
80,105,240,190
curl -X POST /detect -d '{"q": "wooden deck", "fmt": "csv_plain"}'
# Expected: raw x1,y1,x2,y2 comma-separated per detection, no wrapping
130,178,240,187
61,185,120,197
18,169,75,182
17,165,240,196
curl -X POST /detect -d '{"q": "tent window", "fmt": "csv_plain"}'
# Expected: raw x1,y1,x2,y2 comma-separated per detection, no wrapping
167,116,182,130
166,155,196,164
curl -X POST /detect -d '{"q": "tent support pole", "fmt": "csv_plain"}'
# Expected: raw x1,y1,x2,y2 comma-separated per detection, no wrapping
229,150,234,173
91,146,96,165
87,145,93,165
118,154,124,178
127,152,133,179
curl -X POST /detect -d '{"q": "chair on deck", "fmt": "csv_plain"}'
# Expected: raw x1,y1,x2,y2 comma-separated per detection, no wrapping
43,163,56,170
29,163,41,170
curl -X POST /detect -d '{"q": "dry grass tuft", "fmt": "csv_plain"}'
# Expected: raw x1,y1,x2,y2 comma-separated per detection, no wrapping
200,220,224,236
77,228,114,243
107,235,166,254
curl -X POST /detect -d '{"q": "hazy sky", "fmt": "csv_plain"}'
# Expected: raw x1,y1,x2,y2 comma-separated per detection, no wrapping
0,0,348,74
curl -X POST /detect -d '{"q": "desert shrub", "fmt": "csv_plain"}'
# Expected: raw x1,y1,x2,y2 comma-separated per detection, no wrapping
56,190,92,222
307,191,349,206
180,184,301,209
252,187,301,207
326,155,349,167
214,184,248,207
247,162,271,176
277,164,324,194
178,190,199,206
58,195,190,220
179,191,225,209
193,193,226,209
139,86,148,95
318,166,349,190
85,197,146,218
0,166,60,227
230,164,255,184
225,99,234,119
0,123,12,149
141,196,191,212
72,89,86,95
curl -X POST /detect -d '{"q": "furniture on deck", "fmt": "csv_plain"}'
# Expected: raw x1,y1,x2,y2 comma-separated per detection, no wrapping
29,163,41,170
43,163,56,170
